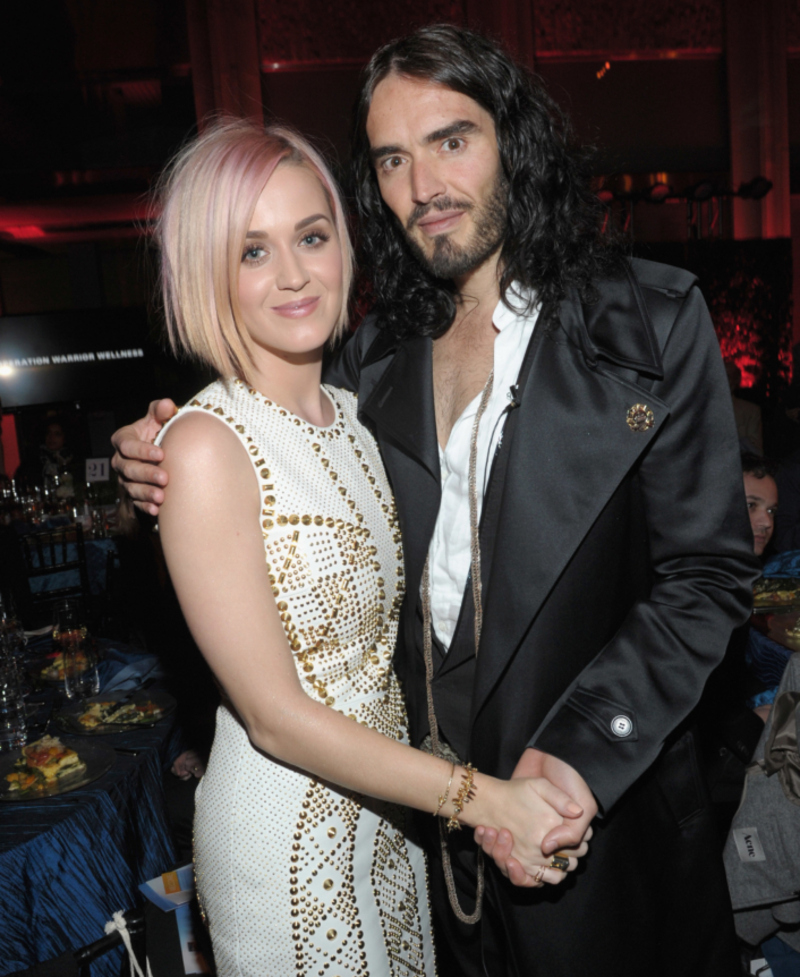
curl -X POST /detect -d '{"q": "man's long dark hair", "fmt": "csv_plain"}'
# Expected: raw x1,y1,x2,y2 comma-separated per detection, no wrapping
351,24,626,340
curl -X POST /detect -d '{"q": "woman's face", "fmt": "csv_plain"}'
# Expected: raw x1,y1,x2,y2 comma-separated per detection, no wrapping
237,163,343,364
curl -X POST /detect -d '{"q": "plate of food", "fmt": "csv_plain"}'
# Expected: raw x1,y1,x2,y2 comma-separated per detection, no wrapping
0,734,114,801
34,648,94,685
55,691,176,735
752,578,800,612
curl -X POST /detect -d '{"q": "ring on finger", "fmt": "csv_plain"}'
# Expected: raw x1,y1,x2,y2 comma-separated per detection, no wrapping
533,865,546,884
549,854,570,872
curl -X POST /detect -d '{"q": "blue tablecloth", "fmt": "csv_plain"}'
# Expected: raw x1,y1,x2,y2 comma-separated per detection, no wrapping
762,550,800,578
0,642,180,976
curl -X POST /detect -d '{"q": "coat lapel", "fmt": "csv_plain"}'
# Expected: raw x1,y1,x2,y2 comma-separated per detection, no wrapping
360,334,441,616
472,283,670,718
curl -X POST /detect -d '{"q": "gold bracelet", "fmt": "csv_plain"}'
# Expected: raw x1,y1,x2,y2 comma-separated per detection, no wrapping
446,764,478,832
434,762,456,817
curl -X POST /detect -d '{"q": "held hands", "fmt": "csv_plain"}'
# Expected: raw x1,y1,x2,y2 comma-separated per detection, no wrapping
475,749,597,888
111,399,177,515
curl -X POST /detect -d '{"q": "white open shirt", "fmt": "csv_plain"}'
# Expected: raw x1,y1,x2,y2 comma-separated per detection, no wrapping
428,287,540,650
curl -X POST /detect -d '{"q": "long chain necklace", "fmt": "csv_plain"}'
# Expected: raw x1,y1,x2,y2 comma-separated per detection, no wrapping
422,368,494,924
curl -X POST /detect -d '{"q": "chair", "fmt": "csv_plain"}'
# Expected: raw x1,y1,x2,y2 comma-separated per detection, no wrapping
16,525,91,627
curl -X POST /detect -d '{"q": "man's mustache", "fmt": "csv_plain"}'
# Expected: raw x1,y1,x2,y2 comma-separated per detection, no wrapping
406,197,473,231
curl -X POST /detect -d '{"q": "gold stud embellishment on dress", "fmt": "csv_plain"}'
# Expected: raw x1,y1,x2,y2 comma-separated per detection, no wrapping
626,404,654,432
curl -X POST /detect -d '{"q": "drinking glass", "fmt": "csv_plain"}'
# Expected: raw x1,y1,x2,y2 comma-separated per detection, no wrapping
0,654,26,752
53,600,99,700
0,593,27,664
0,593,28,689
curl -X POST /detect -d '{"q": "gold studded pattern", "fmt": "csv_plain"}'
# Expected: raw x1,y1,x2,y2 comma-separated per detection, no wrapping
165,379,436,977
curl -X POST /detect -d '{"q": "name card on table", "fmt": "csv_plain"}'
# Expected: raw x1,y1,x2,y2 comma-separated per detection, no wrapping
85,458,110,482
139,862,195,911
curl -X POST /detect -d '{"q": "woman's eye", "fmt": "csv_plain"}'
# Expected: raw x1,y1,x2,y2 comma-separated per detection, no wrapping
242,246,267,262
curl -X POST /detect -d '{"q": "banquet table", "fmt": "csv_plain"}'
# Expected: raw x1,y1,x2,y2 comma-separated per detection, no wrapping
0,640,181,977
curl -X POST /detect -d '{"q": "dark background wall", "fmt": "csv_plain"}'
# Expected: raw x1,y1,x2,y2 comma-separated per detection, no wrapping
0,0,797,443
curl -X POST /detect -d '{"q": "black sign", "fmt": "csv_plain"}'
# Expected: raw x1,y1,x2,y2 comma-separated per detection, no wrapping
0,308,206,408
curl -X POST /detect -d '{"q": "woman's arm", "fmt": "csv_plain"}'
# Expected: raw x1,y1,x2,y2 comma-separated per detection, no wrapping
158,411,584,877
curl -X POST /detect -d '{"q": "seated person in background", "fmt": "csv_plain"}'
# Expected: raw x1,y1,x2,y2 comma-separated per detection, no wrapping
743,452,778,560
14,417,76,499
699,453,781,839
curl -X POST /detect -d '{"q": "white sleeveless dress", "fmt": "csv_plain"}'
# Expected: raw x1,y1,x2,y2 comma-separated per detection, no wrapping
159,378,436,977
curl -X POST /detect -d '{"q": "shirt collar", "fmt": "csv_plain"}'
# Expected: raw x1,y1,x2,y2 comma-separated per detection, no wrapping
492,283,539,333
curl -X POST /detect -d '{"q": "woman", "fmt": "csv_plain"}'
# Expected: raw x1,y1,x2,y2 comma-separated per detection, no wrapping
154,119,583,975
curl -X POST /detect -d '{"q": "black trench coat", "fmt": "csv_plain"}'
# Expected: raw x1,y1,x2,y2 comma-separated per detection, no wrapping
327,257,760,976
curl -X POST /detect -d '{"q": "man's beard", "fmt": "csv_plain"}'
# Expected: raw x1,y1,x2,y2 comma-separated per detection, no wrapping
403,173,509,280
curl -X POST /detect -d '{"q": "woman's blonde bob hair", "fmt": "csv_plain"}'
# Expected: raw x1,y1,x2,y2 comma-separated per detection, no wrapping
154,118,353,383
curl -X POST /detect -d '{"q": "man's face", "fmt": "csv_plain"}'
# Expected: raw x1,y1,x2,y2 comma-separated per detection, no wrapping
743,472,778,556
366,74,507,281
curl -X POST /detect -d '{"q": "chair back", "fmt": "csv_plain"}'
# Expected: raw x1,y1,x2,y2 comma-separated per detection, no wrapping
17,525,91,626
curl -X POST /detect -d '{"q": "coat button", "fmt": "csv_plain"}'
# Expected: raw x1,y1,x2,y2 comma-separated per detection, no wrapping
611,715,633,737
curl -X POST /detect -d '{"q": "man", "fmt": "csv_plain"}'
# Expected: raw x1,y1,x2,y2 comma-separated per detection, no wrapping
113,25,758,977
698,455,778,841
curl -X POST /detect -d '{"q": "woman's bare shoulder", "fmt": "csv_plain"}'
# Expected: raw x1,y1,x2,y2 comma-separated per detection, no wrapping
159,410,257,507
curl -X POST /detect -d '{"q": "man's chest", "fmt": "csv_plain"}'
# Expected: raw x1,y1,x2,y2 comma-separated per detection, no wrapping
432,341,495,448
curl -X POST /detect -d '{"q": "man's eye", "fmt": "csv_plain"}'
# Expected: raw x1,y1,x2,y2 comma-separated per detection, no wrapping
444,138,463,151
381,156,403,171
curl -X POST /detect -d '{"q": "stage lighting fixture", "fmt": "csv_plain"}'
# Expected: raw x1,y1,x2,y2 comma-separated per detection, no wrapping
596,188,614,205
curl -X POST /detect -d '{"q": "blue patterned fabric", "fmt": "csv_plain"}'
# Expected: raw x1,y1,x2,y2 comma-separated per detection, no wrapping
0,650,180,975
745,628,794,710
748,688,779,709
762,550,800,578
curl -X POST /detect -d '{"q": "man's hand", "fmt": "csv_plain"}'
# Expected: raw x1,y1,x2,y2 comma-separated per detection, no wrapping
111,399,177,515
475,748,597,887
170,749,206,780
517,748,598,854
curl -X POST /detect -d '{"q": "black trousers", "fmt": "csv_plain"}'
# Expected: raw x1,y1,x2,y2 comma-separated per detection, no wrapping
422,730,741,977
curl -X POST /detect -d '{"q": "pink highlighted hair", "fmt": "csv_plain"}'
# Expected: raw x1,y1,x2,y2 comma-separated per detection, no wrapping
154,118,353,382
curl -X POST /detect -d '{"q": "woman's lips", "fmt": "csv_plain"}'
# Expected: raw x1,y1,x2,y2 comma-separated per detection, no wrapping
270,296,320,318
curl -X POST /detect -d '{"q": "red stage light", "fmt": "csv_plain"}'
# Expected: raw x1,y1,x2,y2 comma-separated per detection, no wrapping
3,225,46,239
